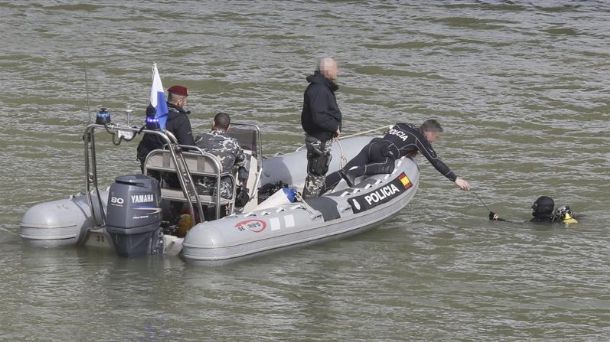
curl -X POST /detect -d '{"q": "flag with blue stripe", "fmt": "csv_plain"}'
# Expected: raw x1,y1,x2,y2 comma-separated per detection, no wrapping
149,63,168,130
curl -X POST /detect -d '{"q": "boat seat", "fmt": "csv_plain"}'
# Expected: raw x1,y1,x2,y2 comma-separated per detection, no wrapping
225,124,263,211
143,148,237,207
226,125,260,158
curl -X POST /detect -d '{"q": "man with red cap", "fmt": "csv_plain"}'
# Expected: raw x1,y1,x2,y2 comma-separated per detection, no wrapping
137,85,195,170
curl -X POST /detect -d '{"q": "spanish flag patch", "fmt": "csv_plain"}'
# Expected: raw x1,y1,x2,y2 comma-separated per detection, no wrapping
399,173,412,189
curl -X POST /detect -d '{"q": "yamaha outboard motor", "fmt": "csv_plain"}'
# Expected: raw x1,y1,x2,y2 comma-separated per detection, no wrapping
106,174,162,257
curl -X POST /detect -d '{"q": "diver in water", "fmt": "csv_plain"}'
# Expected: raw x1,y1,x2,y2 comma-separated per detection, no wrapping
489,196,578,224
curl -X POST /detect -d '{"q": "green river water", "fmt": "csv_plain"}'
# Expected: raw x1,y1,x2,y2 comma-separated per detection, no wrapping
0,1,608,340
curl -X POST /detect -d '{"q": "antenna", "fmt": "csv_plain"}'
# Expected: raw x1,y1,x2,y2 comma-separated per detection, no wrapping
84,62,92,123
126,104,132,126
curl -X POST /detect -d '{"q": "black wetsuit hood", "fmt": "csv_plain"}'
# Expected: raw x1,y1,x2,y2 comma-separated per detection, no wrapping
531,196,555,222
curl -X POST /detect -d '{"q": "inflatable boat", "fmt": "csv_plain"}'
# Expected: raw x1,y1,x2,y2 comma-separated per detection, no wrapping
20,120,419,264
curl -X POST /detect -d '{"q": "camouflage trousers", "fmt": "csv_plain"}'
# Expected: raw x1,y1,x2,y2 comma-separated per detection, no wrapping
302,135,332,199
195,176,234,199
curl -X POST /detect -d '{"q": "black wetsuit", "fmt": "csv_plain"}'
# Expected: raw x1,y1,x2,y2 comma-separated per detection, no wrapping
136,102,195,170
325,123,457,189
530,215,555,223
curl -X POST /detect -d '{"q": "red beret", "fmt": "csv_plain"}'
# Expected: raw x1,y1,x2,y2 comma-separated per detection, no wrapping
167,85,188,97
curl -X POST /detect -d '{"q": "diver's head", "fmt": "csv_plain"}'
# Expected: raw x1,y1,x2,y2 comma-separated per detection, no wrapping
532,196,554,218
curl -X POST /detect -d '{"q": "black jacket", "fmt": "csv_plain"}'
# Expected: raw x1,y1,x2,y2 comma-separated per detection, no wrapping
301,72,342,141
137,102,195,164
382,123,457,182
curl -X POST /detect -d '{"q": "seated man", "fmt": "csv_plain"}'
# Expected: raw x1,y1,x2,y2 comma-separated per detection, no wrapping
194,112,248,201
325,120,470,192
137,85,195,171
490,196,578,224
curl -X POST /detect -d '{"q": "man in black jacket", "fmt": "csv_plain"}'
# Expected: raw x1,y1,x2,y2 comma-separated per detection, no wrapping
137,85,195,171
325,120,471,191
301,57,342,198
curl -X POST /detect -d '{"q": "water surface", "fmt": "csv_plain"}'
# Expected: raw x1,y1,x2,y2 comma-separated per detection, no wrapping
1,1,608,340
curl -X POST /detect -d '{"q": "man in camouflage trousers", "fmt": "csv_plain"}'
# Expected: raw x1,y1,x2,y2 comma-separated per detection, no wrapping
303,136,333,197
300,57,342,199
194,112,248,200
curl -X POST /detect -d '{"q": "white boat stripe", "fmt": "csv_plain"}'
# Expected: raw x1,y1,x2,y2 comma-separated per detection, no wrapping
284,215,295,228
270,217,280,231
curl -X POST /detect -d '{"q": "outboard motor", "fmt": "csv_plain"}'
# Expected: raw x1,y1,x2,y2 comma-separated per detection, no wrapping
106,174,162,257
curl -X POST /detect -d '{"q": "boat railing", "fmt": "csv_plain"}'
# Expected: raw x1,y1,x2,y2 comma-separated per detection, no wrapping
144,146,236,221
82,123,223,227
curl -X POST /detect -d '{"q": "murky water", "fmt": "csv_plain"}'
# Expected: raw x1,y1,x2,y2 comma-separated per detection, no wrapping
1,1,609,340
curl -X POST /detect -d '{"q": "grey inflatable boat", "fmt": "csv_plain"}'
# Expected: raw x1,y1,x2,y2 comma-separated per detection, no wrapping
20,121,419,264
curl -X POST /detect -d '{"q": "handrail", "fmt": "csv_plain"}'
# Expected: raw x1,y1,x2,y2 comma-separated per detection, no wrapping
153,130,205,224
153,144,230,221
83,123,178,227
82,122,253,227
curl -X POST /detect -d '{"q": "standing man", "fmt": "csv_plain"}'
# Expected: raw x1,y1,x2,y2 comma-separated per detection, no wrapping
301,57,342,199
137,85,195,170
325,120,471,191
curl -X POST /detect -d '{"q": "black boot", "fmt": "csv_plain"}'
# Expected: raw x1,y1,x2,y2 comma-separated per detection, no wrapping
339,170,356,187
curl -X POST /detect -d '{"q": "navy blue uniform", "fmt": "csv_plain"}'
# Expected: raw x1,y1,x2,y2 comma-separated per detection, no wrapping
326,123,457,190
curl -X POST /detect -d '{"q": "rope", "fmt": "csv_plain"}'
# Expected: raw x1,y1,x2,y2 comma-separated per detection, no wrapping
337,124,392,140
471,190,493,212
334,138,348,169
295,124,392,152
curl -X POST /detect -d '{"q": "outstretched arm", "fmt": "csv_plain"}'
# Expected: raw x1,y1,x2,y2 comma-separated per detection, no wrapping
414,134,470,190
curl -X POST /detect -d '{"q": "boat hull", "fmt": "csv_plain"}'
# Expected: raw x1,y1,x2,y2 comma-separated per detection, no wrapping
20,191,107,248
182,155,419,264
20,136,420,263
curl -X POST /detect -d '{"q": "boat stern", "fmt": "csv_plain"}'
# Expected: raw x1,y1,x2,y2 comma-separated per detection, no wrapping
20,194,100,248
